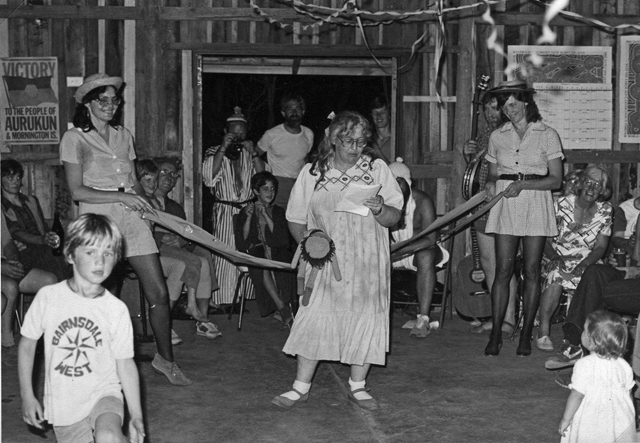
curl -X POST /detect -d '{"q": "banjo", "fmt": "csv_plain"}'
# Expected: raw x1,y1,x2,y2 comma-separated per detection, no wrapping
461,75,490,201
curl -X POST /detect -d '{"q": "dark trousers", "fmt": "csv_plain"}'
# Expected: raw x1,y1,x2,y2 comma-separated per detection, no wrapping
563,264,640,345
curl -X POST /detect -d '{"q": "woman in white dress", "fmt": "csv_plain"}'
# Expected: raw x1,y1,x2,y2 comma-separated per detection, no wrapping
272,111,403,411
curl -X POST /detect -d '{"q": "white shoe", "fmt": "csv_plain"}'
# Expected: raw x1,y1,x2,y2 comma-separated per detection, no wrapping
536,335,554,352
196,321,222,339
410,314,431,338
171,329,183,346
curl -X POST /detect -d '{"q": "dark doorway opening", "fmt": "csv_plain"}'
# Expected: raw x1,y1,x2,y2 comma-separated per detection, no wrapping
201,73,392,232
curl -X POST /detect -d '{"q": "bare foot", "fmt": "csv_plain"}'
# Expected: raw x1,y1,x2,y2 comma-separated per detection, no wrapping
184,306,209,322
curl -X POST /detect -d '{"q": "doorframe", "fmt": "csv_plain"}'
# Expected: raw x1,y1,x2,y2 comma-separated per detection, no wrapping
182,49,399,227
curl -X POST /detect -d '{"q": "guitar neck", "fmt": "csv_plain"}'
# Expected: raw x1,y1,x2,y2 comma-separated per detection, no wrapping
470,227,482,271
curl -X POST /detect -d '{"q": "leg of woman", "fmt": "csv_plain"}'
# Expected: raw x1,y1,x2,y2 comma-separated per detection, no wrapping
272,355,318,408
194,255,212,321
127,254,172,361
348,363,379,409
1,277,19,346
263,270,285,310
485,234,520,356
130,254,192,385
18,268,57,294
538,283,563,339
517,235,546,356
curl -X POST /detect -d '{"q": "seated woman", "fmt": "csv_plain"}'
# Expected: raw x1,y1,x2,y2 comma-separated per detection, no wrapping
136,159,221,340
1,211,56,347
1,159,72,282
537,166,612,352
234,171,293,326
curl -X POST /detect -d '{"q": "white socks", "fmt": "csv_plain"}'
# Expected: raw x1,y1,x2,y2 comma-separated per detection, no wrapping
280,380,311,401
349,378,372,400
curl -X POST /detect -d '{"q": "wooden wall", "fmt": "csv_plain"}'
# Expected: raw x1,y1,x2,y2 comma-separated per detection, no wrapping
1,1,639,241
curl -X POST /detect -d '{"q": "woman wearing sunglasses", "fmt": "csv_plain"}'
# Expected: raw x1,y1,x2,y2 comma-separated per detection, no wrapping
60,73,191,386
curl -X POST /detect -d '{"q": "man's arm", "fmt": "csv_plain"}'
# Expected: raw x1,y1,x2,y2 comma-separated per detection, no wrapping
18,336,44,429
116,358,145,443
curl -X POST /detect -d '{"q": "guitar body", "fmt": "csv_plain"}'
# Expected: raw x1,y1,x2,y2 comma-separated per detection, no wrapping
453,255,493,318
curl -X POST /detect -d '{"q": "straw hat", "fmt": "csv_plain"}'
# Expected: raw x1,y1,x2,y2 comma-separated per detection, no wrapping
74,73,123,104
488,80,536,95
388,157,412,186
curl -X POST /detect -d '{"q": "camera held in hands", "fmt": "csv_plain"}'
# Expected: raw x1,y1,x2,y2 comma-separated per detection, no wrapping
225,140,244,161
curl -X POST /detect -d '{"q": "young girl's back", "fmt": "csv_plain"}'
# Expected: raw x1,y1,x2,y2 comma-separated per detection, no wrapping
561,353,635,443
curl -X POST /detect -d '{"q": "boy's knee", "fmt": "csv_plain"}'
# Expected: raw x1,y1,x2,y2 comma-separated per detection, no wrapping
94,428,125,443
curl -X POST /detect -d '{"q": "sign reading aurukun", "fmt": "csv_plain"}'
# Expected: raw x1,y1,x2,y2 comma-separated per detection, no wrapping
1,57,60,147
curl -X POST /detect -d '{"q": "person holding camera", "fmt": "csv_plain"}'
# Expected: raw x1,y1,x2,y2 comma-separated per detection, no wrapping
203,107,265,305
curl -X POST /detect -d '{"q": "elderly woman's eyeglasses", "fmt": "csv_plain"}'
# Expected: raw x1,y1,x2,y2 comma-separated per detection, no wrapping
94,97,121,108
338,137,367,148
159,169,180,179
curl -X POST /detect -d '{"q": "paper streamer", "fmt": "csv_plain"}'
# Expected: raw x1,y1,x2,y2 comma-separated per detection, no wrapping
391,191,504,262
142,210,291,271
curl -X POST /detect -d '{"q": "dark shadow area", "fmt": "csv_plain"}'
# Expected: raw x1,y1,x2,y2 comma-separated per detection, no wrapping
201,73,391,232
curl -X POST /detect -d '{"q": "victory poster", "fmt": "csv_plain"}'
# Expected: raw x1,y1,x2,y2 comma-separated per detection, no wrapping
1,57,60,147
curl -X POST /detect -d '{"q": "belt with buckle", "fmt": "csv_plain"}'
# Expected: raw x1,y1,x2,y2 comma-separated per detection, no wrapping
499,173,545,181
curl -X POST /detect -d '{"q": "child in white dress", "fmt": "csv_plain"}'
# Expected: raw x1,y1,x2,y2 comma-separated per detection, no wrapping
558,310,636,443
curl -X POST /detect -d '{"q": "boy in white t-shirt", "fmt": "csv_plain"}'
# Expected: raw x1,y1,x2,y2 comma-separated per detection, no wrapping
18,213,145,443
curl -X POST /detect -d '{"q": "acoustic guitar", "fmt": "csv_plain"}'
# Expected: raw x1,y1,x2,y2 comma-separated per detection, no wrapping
453,75,493,319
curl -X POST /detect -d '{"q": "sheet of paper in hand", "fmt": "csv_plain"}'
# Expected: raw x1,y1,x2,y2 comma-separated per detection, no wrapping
334,183,382,216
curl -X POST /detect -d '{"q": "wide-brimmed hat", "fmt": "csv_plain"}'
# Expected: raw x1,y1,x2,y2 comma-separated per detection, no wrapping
488,80,536,95
74,73,123,104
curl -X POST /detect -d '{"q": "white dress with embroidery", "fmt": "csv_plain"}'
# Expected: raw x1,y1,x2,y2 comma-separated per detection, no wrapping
283,156,403,365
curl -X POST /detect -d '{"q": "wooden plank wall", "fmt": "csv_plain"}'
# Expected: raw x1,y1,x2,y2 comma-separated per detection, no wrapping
0,0,639,226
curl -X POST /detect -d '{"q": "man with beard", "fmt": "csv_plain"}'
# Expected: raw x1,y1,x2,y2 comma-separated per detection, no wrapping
256,94,314,209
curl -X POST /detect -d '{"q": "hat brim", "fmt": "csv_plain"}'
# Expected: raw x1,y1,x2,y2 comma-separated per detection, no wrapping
488,86,536,94
75,76,124,103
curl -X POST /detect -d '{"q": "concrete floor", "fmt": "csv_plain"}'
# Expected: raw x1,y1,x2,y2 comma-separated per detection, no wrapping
2,303,573,443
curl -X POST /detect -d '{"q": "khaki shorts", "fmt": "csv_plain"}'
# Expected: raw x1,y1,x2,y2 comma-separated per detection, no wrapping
80,199,158,258
53,396,124,443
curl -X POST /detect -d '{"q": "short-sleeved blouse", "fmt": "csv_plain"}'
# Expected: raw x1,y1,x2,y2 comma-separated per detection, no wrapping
59,126,136,189
485,121,564,174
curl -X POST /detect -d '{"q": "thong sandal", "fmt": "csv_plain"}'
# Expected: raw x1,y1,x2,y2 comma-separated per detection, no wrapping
501,321,515,336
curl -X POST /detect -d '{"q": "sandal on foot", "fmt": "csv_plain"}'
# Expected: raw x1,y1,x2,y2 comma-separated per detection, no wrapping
271,388,309,410
348,388,380,411
501,321,515,336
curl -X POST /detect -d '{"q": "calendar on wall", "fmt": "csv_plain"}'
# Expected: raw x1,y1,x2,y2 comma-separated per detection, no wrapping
508,46,613,150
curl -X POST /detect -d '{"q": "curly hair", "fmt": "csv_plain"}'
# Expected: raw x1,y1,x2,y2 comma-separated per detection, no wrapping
494,91,542,123
311,111,374,189
585,310,628,359
72,85,123,132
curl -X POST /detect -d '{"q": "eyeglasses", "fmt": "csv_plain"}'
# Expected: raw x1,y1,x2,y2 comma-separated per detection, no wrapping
94,97,121,108
338,137,367,148
159,169,180,179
